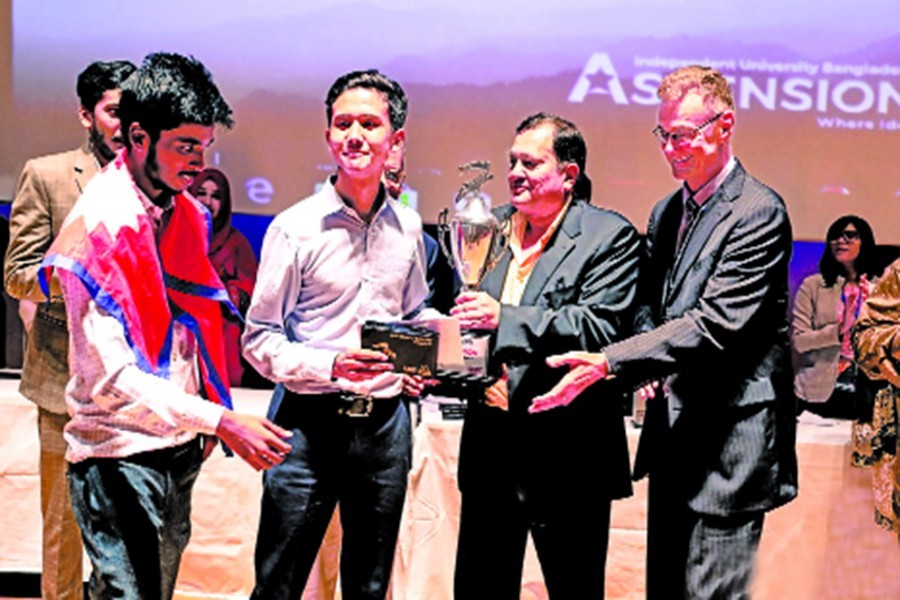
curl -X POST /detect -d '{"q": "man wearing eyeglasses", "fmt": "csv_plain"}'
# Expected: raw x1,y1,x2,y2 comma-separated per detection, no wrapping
531,66,798,598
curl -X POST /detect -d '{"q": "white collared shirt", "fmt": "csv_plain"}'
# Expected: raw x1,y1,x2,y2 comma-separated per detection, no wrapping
242,178,430,398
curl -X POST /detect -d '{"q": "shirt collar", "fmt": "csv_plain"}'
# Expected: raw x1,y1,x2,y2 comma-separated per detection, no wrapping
509,197,572,261
684,156,736,207
322,175,394,226
124,158,173,232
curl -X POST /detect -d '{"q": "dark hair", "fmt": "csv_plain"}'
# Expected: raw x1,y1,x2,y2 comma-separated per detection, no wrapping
325,70,407,131
119,53,233,148
819,215,879,286
515,112,592,201
188,167,232,233
76,60,136,111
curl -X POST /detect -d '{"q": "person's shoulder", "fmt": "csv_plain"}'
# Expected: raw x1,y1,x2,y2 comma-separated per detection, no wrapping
579,201,637,232
20,147,85,181
649,188,682,217
27,147,83,168
730,162,788,211
880,258,900,284
268,187,333,240
799,272,826,290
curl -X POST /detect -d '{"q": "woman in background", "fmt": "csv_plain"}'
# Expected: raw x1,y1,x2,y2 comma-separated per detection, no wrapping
854,257,900,534
791,215,879,419
189,168,258,387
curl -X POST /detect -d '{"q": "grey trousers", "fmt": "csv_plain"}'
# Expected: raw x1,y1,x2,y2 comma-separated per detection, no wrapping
647,470,764,600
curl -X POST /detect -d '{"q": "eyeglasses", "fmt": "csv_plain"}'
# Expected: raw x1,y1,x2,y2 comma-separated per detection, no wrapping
830,230,860,242
384,170,405,185
652,112,724,146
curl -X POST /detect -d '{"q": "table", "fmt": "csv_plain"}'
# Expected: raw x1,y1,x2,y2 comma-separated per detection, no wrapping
3,381,900,599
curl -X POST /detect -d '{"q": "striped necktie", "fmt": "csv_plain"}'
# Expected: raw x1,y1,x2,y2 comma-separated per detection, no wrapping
676,195,699,251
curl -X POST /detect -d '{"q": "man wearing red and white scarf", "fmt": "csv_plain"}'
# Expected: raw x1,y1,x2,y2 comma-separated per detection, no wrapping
41,53,291,600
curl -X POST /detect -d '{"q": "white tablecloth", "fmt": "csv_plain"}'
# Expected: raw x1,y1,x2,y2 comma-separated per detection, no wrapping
3,381,900,599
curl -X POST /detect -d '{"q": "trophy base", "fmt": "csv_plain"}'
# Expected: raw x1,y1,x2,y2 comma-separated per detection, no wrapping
426,330,495,401
460,331,491,378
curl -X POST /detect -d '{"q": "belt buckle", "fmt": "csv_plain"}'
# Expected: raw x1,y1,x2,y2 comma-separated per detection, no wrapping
339,396,373,418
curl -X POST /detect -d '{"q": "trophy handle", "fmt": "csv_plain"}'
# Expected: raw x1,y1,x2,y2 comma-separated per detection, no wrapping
436,208,455,265
484,217,511,274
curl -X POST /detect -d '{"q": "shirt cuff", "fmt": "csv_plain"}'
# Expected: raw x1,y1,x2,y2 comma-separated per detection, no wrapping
306,349,341,384
186,400,228,435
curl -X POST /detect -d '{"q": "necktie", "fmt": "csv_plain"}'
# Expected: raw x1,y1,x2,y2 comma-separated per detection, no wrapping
676,196,699,251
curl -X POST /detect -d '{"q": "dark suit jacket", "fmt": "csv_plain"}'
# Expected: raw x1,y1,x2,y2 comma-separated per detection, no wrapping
606,160,798,516
4,143,98,412
457,199,641,510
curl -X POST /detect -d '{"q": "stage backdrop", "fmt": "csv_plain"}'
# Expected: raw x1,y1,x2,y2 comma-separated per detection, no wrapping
1,0,898,243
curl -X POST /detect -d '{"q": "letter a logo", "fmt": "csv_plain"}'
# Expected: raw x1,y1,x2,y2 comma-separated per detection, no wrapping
568,53,628,105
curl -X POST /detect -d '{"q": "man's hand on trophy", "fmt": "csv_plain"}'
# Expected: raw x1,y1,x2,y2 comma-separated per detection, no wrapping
450,291,501,331
332,349,394,382
529,352,609,413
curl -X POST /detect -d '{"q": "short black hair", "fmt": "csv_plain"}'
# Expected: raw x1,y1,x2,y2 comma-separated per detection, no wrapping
325,70,407,132
516,112,592,201
76,60,136,111
819,215,880,286
119,52,233,148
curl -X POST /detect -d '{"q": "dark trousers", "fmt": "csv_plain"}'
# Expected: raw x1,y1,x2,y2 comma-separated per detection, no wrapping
646,470,764,600
251,392,411,600
67,439,203,600
455,486,612,599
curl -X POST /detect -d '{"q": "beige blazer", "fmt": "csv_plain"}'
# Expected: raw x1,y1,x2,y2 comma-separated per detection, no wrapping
791,273,874,403
4,143,98,413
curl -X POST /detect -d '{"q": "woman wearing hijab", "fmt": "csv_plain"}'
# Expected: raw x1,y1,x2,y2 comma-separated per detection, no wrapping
189,168,258,387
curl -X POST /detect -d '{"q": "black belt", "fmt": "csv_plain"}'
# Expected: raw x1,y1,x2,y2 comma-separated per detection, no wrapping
281,390,400,419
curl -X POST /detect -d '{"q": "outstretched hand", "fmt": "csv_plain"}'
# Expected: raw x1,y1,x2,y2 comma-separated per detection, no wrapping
216,411,293,471
529,351,609,413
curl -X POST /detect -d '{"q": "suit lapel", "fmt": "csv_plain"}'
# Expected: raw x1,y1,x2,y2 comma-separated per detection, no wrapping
478,204,515,297
478,201,580,304
480,247,511,298
520,202,580,306
655,193,683,304
666,164,745,302
72,143,99,197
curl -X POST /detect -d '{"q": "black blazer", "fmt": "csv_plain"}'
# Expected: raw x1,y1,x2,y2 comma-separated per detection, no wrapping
457,199,641,509
606,160,798,516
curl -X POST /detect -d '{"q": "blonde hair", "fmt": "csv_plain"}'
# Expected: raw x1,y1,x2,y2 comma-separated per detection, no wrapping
658,65,735,113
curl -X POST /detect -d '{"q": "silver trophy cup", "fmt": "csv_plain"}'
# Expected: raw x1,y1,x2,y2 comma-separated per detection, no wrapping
437,192,508,291
437,162,508,377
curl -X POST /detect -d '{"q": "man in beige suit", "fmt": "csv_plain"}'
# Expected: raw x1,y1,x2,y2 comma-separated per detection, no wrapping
4,59,135,600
